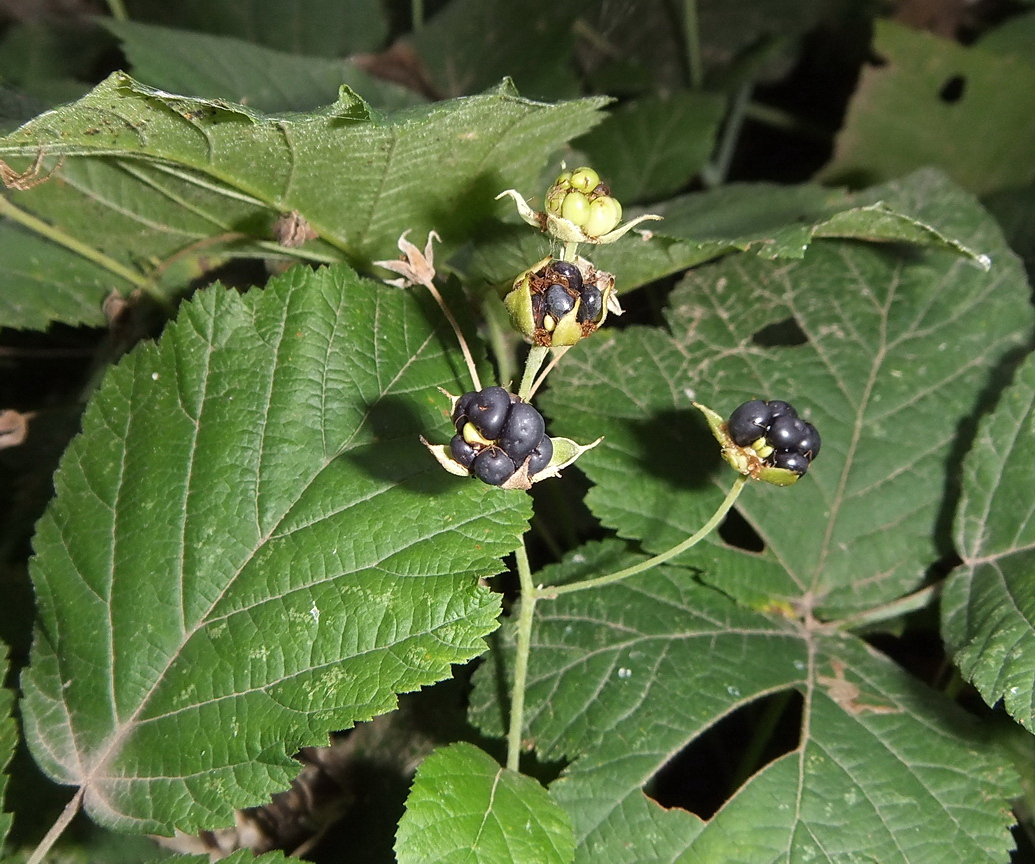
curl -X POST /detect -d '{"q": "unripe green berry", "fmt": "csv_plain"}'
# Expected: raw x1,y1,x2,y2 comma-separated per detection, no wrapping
554,169,572,187
583,196,622,237
561,191,590,226
569,167,600,193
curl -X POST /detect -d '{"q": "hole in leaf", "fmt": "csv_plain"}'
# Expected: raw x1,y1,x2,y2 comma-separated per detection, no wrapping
644,689,802,819
751,317,807,347
938,75,966,103
718,507,765,553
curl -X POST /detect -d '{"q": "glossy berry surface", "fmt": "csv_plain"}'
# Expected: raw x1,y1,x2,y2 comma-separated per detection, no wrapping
577,285,603,323
767,415,810,451
527,435,553,475
452,391,477,433
450,435,477,467
499,402,546,463
727,399,771,446
472,448,516,486
544,284,576,319
726,398,820,477
772,450,810,474
467,386,511,439
550,260,582,292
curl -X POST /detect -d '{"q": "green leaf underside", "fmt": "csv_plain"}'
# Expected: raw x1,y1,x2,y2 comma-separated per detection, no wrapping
396,742,575,864
541,170,1032,618
823,20,1035,194
0,220,114,329
0,72,607,295
470,541,1018,864
22,264,531,833
943,350,1035,731
461,172,988,294
105,20,424,113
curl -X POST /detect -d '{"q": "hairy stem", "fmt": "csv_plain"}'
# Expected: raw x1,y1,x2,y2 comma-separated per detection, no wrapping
518,346,550,401
544,475,748,597
423,281,482,391
27,787,84,864
507,539,537,772
527,346,570,400
703,82,752,188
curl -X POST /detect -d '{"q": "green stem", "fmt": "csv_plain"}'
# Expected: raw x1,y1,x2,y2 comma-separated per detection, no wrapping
518,345,550,401
506,539,537,772
411,0,424,32
561,240,579,262
837,584,939,631
702,82,752,188
0,196,148,290
544,475,747,598
483,296,518,389
527,345,570,400
423,281,481,391
105,0,128,21
682,0,704,90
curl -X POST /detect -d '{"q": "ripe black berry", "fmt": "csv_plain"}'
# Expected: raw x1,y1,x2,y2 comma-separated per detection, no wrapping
767,415,810,451
726,398,820,478
767,400,797,420
498,402,546,463
452,391,478,433
550,260,582,292
468,386,511,439
727,399,772,446
526,434,553,476
544,284,576,320
472,448,516,486
577,285,602,323
450,435,477,467
772,450,810,475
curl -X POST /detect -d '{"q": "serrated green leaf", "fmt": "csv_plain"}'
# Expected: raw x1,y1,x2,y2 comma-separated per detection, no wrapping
0,73,607,296
459,172,989,294
21,264,531,833
540,171,1032,617
0,644,14,846
822,20,1035,194
395,742,574,864
943,350,1035,731
105,20,423,113
123,0,387,57
575,91,727,205
472,541,1018,864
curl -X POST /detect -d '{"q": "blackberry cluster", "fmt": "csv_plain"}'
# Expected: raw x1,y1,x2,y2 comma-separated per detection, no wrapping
450,386,553,486
727,400,820,476
530,259,603,332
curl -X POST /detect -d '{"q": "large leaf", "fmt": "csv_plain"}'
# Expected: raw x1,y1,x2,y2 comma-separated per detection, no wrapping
21,264,531,833
105,20,424,113
0,220,115,329
942,350,1035,731
395,742,575,864
0,73,607,325
459,171,988,294
822,20,1035,194
471,541,1018,864
539,170,1031,618
123,0,388,58
574,90,727,204
0,644,13,847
